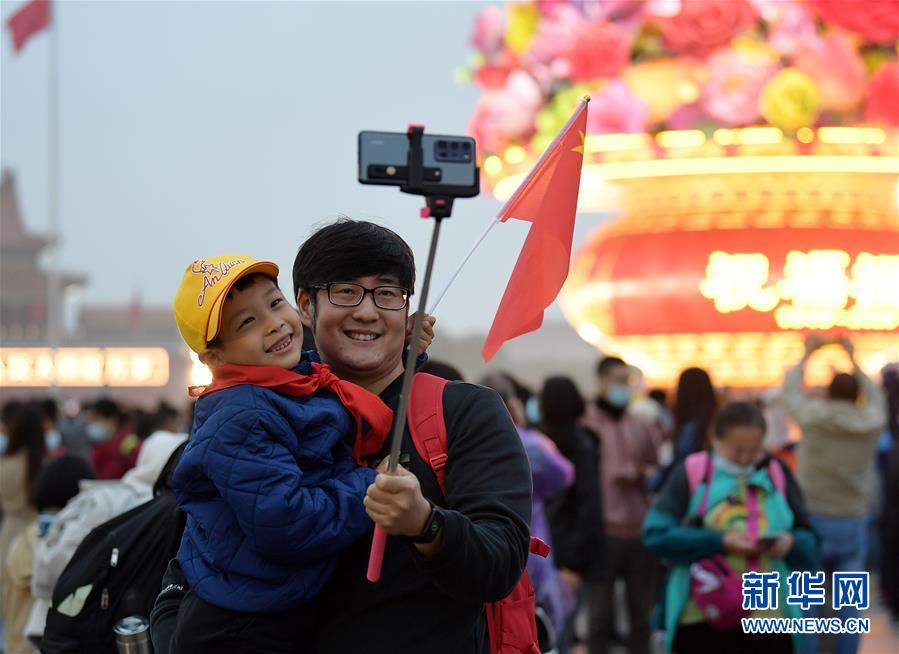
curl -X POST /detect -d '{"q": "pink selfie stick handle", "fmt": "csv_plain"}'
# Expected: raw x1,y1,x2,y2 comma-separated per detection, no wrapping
367,525,387,582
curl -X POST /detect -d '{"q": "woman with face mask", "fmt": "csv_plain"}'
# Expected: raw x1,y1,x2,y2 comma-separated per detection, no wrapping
643,402,820,654
0,405,47,650
85,399,132,480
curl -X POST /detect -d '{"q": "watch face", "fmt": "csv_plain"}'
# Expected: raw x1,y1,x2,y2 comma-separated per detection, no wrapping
426,516,441,538
411,506,444,543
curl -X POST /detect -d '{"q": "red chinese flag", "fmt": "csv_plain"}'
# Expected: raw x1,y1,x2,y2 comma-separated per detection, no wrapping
7,0,51,54
482,98,588,361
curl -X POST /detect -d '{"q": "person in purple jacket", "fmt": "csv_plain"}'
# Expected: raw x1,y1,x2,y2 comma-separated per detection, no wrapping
479,373,575,641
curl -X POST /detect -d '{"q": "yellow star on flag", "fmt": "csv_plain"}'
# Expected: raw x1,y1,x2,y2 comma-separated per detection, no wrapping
571,130,586,154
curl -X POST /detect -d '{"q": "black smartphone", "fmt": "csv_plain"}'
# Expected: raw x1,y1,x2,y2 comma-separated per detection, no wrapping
757,534,780,548
358,130,479,196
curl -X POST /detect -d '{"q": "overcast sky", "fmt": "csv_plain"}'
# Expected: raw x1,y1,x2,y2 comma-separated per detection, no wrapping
2,0,608,337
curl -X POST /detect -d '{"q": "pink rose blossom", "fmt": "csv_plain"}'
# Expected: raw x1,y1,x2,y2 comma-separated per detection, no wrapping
701,48,777,126
808,0,899,45
794,30,866,113
470,6,506,57
661,0,757,57
586,80,648,134
764,1,817,56
866,62,899,127
565,20,632,81
528,4,586,64
467,70,543,152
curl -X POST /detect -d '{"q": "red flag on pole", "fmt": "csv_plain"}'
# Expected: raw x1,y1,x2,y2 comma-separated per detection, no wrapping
482,97,589,361
7,0,51,53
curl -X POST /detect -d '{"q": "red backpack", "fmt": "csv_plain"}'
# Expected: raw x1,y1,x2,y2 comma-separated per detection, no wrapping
409,373,549,654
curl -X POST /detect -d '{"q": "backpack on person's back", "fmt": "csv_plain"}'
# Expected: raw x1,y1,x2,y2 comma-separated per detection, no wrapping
40,442,187,654
409,373,548,654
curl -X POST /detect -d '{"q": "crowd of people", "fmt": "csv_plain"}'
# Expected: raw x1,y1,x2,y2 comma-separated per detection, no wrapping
0,218,897,654
0,397,189,652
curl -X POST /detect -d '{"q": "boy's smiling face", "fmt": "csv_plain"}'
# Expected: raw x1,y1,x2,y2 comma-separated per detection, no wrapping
202,275,302,370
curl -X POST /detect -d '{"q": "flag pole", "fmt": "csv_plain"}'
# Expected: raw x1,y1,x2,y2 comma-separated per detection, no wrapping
47,0,62,398
427,216,499,314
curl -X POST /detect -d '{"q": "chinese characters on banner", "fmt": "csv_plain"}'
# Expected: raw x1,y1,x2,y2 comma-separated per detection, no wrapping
700,250,899,331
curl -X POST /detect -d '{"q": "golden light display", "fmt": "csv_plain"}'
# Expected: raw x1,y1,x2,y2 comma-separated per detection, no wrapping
0,348,170,387
542,129,899,388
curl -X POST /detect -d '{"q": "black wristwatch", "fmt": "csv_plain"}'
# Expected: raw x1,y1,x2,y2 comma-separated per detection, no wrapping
405,502,445,544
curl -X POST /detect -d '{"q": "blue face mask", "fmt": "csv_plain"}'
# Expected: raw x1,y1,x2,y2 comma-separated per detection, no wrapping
525,397,541,425
713,451,757,478
37,512,56,539
0,431,7,455
605,385,632,408
46,429,62,452
86,422,109,444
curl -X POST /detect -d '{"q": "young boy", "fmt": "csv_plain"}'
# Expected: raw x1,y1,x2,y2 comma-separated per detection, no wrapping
169,254,399,653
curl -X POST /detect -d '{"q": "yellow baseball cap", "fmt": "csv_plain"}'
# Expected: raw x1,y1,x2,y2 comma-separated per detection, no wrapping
172,254,280,353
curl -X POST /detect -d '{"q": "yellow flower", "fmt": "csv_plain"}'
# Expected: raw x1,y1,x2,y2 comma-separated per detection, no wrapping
759,68,822,132
505,2,539,55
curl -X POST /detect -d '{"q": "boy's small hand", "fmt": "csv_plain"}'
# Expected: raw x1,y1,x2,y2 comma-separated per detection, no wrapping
765,533,795,559
364,463,431,537
405,313,436,356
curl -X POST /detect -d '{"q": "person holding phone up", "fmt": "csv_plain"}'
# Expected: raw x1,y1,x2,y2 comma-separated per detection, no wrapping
643,402,819,654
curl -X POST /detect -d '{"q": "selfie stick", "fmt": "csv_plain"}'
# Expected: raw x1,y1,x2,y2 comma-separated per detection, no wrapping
367,125,458,582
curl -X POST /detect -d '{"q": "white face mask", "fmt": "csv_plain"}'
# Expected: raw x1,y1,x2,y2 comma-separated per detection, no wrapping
86,422,109,444
713,451,757,478
46,429,62,452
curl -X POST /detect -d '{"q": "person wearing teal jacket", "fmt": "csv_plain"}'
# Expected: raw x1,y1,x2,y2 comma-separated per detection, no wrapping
643,402,819,654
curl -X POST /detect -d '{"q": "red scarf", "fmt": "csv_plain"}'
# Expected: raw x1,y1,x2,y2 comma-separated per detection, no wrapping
189,363,393,465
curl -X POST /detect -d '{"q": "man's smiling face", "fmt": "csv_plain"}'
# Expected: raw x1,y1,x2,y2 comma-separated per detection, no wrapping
298,273,407,394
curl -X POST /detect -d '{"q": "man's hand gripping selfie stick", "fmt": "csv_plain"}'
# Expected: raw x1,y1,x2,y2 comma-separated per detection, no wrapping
366,125,476,582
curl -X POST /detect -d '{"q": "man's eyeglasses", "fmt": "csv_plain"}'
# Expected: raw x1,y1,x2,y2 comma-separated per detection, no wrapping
313,282,409,310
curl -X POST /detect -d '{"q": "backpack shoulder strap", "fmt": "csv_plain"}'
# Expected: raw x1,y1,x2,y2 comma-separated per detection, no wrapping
684,450,710,495
766,457,787,495
408,373,450,495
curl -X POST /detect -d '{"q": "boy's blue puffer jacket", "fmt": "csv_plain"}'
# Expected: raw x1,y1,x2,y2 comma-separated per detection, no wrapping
172,370,377,612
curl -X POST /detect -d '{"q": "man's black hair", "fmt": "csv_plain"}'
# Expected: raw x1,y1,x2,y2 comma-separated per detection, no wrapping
418,360,465,382
32,455,95,512
828,372,859,403
292,218,416,303
596,356,627,378
713,401,767,439
38,398,59,424
92,398,122,421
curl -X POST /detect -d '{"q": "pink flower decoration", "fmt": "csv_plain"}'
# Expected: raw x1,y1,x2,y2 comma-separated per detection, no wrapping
466,70,543,152
764,1,817,56
470,6,506,57
668,103,704,130
586,80,648,134
528,4,586,64
701,48,777,126
808,0,899,45
661,0,757,57
565,19,632,82
475,51,520,91
794,30,866,113
866,62,899,127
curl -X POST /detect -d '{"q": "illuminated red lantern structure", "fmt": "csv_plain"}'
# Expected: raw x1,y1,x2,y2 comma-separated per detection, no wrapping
555,134,899,387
